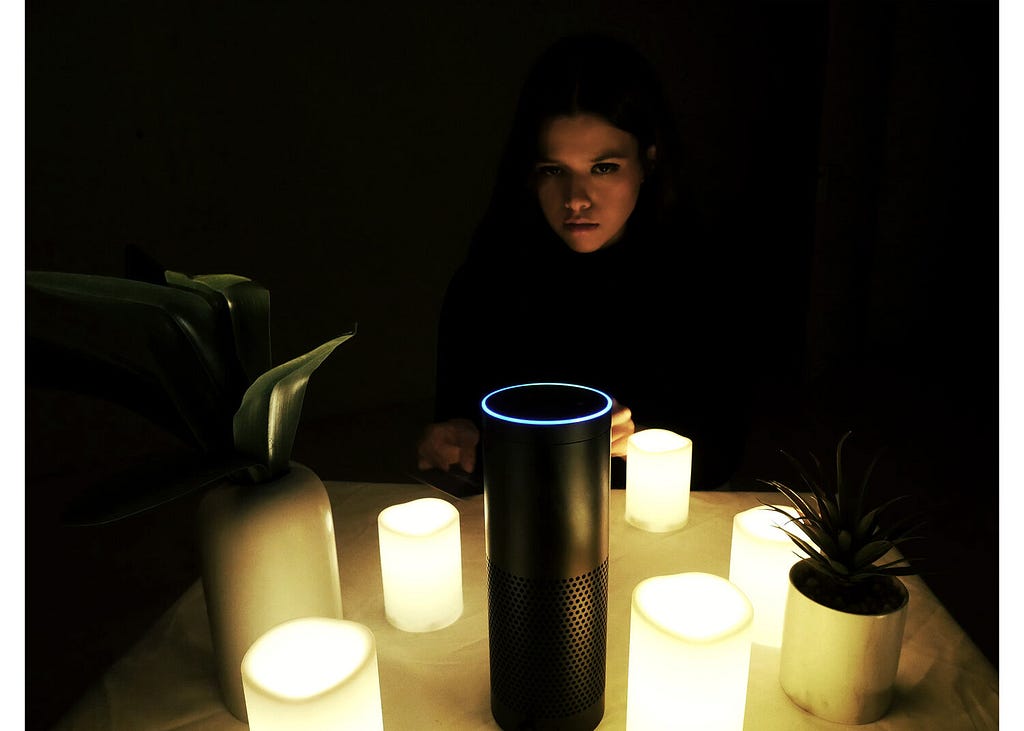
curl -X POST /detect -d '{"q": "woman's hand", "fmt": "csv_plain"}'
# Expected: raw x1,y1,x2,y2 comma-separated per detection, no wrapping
416,418,480,472
610,399,635,458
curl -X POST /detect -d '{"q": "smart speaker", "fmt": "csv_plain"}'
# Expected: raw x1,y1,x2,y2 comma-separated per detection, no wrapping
481,382,611,731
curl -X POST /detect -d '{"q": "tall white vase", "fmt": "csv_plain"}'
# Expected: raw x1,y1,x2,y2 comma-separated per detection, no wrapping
197,461,344,721
778,559,909,724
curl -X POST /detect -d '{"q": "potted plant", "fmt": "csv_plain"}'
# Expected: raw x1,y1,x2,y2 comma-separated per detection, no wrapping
27,264,356,721
760,431,923,724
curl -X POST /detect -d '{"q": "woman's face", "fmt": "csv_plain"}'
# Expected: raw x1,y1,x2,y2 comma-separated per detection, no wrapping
533,113,649,254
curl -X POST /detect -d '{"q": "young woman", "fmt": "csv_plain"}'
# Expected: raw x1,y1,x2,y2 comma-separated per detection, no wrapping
416,33,749,489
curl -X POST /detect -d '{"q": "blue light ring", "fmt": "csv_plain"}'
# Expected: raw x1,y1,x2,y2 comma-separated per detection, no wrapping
481,382,613,426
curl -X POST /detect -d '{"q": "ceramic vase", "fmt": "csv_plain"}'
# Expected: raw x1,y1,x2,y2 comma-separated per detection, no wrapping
197,461,344,721
778,559,909,724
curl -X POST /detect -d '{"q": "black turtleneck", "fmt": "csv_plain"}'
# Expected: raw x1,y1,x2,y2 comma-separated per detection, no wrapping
433,224,749,489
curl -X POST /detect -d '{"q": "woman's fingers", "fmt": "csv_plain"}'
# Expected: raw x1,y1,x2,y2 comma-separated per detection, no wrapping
610,401,635,458
417,419,480,471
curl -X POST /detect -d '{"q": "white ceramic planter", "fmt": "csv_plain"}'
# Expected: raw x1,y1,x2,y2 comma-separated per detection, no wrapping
198,461,344,721
778,559,909,724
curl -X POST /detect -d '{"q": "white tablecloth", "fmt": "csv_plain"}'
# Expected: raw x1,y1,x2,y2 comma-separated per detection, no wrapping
55,482,998,730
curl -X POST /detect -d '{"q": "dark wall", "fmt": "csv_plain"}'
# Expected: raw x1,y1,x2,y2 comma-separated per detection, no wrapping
815,1,999,668
27,1,834,417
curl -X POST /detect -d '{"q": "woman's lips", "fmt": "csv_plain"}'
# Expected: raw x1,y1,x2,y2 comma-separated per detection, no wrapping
564,221,599,233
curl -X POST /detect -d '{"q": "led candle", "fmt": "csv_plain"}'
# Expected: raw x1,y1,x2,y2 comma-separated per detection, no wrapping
728,504,808,647
625,429,692,532
241,617,384,731
626,572,753,731
378,497,464,632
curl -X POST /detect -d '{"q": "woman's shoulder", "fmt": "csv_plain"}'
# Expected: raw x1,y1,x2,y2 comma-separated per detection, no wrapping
441,249,531,316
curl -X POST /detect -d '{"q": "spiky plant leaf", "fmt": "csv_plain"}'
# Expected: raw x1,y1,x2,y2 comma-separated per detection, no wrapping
855,448,882,523
871,558,920,576
852,540,895,568
762,431,923,586
835,430,852,517
777,530,823,563
233,328,356,481
781,450,820,495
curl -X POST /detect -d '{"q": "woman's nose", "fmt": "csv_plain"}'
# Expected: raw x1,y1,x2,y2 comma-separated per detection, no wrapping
563,176,592,211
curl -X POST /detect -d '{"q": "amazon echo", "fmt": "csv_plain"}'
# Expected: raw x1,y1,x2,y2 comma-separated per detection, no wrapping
481,382,612,731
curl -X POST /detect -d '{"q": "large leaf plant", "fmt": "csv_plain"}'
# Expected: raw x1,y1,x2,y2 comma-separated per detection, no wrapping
27,262,354,525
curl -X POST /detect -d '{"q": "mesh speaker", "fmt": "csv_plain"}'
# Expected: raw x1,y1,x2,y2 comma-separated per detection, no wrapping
488,560,609,727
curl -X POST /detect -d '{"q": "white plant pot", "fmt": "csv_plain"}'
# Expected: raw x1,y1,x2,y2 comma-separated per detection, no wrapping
197,461,344,721
778,559,909,724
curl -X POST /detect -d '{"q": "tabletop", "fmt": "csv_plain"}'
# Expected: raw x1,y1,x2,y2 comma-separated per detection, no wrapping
54,481,998,730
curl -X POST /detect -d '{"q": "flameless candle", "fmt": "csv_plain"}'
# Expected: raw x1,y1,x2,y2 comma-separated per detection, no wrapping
378,497,464,632
625,429,692,532
626,572,753,731
241,617,384,731
728,504,808,647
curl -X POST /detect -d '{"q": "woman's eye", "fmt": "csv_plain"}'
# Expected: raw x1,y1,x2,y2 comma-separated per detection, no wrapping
592,162,620,175
536,165,562,177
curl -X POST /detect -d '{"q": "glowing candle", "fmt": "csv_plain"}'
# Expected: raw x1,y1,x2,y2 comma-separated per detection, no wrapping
625,429,692,532
241,617,384,730
626,572,753,731
728,504,808,647
378,497,464,632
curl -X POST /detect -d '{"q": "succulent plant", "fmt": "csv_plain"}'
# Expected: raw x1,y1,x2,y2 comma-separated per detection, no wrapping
759,431,923,612
27,263,354,524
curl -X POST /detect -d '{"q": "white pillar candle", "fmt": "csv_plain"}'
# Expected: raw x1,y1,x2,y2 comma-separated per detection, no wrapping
625,429,692,532
241,617,384,731
378,497,464,632
728,505,809,647
626,572,753,731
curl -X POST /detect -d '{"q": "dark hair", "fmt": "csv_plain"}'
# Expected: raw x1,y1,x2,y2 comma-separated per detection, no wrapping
470,33,683,256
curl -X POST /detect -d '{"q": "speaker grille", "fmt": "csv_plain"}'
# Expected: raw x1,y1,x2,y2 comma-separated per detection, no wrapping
488,559,609,720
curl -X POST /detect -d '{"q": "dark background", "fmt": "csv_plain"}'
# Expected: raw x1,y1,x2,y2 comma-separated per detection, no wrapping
25,1,998,728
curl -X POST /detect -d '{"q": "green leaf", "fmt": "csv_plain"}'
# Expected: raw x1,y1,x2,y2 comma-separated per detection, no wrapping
827,557,851,576
855,495,906,539
779,530,823,560
874,565,920,577
761,479,815,517
851,539,894,569
888,514,928,543
817,493,842,533
165,271,272,386
801,553,840,579
61,451,261,526
800,521,842,558
855,447,883,523
781,449,819,494
26,271,237,452
835,430,854,522
233,327,356,480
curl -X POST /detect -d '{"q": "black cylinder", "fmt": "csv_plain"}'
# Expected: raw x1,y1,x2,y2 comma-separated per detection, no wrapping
482,382,611,731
